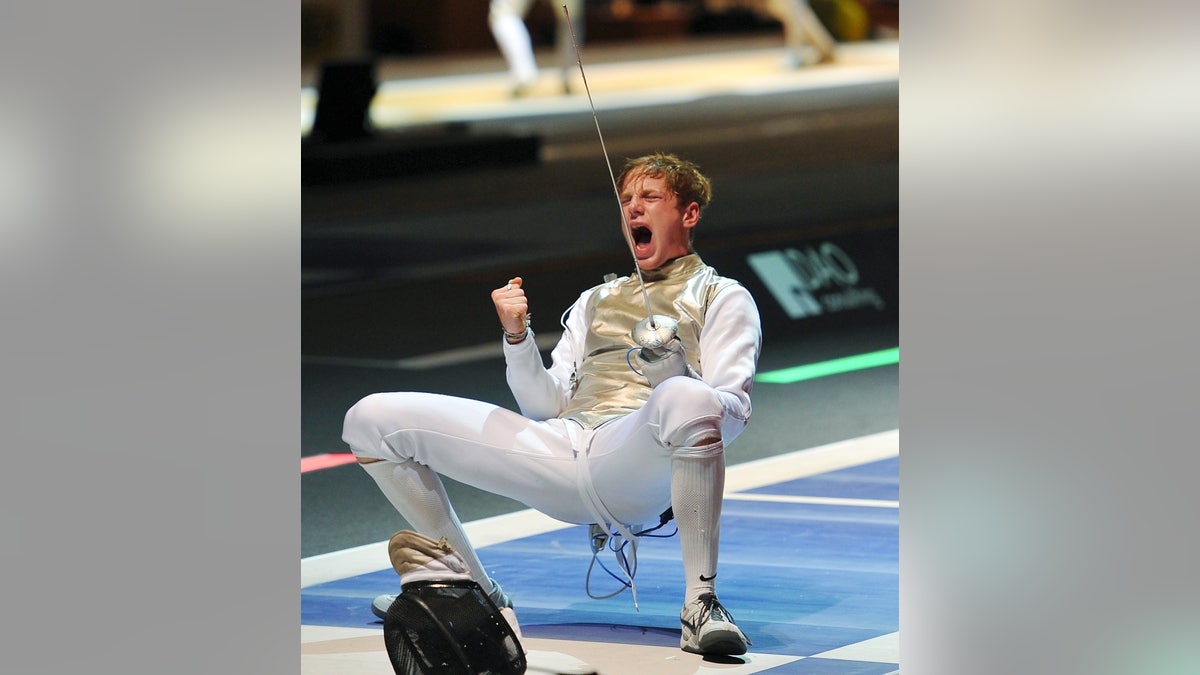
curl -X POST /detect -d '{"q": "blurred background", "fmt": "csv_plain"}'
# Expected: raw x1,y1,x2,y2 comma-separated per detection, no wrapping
301,0,897,73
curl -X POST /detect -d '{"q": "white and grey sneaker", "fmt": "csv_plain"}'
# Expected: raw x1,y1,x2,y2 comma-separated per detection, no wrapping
371,593,395,620
679,593,750,656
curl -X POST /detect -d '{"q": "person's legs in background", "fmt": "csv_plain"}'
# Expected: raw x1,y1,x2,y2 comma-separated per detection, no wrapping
762,0,837,68
490,0,540,95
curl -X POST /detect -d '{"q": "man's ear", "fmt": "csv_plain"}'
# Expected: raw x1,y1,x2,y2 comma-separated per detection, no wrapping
682,201,701,229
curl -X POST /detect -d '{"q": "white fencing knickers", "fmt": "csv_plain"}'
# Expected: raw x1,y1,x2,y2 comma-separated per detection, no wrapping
343,376,738,600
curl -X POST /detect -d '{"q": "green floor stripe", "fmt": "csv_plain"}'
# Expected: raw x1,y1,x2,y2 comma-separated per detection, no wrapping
756,347,899,384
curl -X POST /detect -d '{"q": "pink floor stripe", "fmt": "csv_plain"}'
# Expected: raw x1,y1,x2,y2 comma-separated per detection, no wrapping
301,453,358,473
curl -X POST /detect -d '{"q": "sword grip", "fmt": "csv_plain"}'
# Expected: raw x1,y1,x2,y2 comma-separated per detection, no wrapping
632,315,679,363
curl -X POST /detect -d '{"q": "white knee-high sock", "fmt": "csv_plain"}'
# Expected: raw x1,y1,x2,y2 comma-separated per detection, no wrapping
490,14,538,84
360,460,493,591
671,447,725,605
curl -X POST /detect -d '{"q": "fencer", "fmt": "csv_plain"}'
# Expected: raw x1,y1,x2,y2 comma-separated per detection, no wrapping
343,152,762,656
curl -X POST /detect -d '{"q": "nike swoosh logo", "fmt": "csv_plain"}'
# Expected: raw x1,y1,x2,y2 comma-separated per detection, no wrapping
699,573,716,582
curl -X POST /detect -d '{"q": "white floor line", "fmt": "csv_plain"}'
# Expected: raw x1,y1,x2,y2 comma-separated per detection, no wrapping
724,429,898,494
301,429,899,588
811,630,899,664
302,509,576,589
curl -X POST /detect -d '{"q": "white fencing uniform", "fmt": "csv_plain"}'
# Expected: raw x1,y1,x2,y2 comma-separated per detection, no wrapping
344,254,761,604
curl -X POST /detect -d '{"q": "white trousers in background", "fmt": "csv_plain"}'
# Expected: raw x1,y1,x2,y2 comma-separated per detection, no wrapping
488,0,584,88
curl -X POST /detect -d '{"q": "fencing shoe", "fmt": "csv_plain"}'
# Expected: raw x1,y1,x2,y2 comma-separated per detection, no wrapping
679,593,751,656
372,593,396,620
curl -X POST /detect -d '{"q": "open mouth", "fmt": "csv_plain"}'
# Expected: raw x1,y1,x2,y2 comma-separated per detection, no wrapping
632,226,652,247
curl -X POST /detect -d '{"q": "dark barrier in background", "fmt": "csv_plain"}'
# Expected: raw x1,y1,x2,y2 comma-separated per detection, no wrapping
303,58,541,185
310,59,378,143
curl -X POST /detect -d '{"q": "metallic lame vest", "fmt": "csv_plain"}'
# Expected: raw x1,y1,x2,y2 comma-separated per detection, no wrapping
561,254,739,429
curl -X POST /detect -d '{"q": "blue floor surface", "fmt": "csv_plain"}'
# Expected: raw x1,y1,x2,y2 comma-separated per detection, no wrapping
302,455,898,670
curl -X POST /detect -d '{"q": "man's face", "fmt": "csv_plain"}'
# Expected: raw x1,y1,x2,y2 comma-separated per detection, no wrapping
619,173,699,271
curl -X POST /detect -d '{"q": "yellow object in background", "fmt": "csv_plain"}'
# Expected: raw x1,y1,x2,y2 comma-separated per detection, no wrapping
812,0,872,41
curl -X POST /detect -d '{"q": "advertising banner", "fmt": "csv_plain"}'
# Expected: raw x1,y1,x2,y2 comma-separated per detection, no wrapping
705,221,897,339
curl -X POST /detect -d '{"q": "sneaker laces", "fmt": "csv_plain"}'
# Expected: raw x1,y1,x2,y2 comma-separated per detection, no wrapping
684,593,752,646
698,594,731,624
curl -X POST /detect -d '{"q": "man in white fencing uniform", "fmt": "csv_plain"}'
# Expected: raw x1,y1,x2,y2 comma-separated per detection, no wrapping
344,152,762,656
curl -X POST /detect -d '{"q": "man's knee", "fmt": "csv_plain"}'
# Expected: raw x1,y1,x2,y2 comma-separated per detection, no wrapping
654,378,726,436
342,393,375,434
343,393,391,458
654,377,723,416
651,378,727,452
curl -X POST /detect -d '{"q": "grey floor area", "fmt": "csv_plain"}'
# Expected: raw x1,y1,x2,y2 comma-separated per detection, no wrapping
301,42,898,558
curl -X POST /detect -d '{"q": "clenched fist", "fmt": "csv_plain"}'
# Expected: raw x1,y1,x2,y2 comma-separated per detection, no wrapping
491,276,529,339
